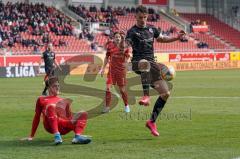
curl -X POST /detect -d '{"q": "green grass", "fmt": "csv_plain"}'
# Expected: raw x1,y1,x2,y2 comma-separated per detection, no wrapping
0,69,240,159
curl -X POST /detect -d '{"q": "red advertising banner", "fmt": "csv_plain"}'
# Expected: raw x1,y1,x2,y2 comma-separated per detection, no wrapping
56,55,94,64
0,56,4,67
142,0,168,5
216,53,230,61
169,53,230,62
6,56,42,66
3,54,94,67
192,25,209,33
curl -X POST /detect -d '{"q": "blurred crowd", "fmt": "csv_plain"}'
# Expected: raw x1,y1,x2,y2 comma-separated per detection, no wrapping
69,5,160,25
0,2,73,52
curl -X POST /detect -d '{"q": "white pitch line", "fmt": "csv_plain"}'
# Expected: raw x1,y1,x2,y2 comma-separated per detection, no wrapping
0,95,240,99
172,96,240,99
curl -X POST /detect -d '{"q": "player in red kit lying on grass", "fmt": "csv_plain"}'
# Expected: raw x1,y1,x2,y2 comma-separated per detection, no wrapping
21,76,91,145
100,31,130,113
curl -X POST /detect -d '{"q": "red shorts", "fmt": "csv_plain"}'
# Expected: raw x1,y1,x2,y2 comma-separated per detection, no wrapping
43,117,75,135
106,71,126,86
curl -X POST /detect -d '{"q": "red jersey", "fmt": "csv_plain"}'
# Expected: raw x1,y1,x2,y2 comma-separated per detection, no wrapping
30,96,72,137
106,41,130,73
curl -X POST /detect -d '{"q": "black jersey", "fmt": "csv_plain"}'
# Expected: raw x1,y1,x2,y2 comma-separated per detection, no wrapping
126,25,160,62
42,50,55,69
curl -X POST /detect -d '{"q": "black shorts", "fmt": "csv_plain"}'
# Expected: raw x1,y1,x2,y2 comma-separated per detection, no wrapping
132,60,162,85
45,67,55,76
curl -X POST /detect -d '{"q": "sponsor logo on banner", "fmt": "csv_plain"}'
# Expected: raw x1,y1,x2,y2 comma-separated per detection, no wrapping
72,0,103,3
169,53,229,62
192,25,209,33
217,53,230,61
0,66,39,78
142,0,168,5
230,52,240,61
167,61,240,71
6,56,42,66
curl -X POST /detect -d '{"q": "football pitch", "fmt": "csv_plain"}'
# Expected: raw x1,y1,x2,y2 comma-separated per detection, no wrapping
0,69,240,159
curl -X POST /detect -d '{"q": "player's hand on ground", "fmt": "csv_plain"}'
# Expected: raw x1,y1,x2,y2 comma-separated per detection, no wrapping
20,137,33,141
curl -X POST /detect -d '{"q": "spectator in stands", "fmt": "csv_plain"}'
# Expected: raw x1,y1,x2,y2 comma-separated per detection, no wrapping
0,36,3,48
0,2,75,52
126,7,131,13
14,34,22,43
33,26,41,36
33,45,40,54
232,6,239,17
190,22,194,33
131,7,136,13
59,39,67,47
79,31,84,40
106,6,113,13
89,5,97,12
90,42,98,51
100,6,106,12
42,33,50,44
87,33,94,41
8,37,14,47
171,8,179,16
197,41,208,48
53,39,59,47
19,22,27,32
148,8,155,14
122,7,127,16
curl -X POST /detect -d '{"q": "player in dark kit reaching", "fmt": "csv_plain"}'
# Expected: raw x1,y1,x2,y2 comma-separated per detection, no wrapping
126,5,185,136
42,44,61,96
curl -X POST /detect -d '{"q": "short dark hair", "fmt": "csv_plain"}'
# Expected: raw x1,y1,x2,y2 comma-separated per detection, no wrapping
136,5,148,14
47,76,59,87
113,31,120,36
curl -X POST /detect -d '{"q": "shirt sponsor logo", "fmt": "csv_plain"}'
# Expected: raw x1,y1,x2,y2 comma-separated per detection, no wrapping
149,28,153,33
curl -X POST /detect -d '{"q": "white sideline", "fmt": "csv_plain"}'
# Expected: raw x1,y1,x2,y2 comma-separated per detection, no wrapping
172,96,240,99
1,95,240,99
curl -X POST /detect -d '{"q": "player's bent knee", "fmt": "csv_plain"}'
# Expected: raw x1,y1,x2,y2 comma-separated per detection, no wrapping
119,88,126,93
161,91,171,100
106,87,111,92
80,112,88,120
138,59,151,72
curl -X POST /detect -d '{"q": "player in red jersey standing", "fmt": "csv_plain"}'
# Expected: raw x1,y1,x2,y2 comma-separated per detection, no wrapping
21,76,91,145
100,32,130,113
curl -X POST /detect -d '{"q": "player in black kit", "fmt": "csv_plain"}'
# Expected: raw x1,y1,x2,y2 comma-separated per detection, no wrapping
42,44,61,95
126,5,185,136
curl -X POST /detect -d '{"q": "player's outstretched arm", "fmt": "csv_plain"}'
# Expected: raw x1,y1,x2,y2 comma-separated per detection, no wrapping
21,99,42,141
20,111,40,141
156,30,186,43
